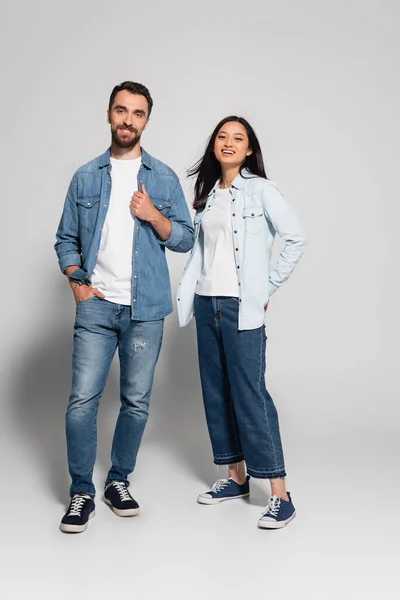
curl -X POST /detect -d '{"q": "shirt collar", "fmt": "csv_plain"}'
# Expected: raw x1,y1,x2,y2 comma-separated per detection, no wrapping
98,147,152,169
208,168,252,195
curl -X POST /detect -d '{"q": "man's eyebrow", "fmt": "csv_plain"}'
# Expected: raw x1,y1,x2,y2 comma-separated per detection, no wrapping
113,105,146,116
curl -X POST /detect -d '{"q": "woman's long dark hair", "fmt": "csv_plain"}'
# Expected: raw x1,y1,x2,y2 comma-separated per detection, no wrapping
188,116,267,211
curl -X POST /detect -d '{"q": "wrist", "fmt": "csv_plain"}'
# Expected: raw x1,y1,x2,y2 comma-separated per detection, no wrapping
147,208,162,226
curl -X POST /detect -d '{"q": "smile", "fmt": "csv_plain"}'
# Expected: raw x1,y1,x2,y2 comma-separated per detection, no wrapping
222,150,235,155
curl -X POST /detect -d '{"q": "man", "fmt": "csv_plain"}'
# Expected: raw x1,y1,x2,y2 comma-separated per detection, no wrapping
55,81,194,533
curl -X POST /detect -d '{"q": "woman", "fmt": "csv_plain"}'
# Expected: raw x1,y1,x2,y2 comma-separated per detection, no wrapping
177,116,307,529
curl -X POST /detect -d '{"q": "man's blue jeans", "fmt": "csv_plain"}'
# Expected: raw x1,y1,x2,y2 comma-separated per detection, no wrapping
66,297,164,497
194,295,286,479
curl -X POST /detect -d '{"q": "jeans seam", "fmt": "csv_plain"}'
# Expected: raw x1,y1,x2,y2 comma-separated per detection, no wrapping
258,328,279,469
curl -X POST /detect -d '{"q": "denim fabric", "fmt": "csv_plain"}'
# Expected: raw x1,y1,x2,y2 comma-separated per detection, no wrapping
178,171,306,330
66,297,163,497
194,295,286,479
55,148,194,321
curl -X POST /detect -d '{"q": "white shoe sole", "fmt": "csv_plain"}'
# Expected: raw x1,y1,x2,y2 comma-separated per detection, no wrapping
59,510,95,533
258,511,296,529
197,492,250,505
104,497,140,517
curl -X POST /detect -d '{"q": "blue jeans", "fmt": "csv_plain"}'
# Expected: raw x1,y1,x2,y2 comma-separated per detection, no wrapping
66,297,164,497
194,295,286,479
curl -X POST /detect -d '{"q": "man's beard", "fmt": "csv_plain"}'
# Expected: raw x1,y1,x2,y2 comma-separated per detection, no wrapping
111,126,141,149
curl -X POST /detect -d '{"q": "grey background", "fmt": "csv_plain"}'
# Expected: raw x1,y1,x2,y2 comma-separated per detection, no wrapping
0,1,398,598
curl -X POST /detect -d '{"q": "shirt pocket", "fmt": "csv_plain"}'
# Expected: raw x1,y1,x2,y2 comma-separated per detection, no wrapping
76,196,101,231
153,197,172,216
242,205,265,234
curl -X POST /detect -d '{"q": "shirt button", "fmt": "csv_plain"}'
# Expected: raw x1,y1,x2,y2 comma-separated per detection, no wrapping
232,213,236,217
178,298,181,301
237,266,240,269
251,213,255,216
134,275,137,278
234,230,237,233
133,299,136,302
235,248,239,251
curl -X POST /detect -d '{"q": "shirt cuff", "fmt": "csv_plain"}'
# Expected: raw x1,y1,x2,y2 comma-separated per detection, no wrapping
268,281,279,296
159,220,183,249
69,268,91,285
58,252,82,274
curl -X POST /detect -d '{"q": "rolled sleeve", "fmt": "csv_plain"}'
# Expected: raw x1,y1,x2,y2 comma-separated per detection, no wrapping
158,178,194,253
58,251,82,274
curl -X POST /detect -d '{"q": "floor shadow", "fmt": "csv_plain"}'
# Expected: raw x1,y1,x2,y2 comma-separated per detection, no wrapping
10,285,215,504
10,286,119,503
144,315,217,485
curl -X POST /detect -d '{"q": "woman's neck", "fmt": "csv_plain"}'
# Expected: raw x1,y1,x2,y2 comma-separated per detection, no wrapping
219,166,240,189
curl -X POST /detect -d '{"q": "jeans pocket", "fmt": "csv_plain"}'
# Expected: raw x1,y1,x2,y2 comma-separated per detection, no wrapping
75,296,97,306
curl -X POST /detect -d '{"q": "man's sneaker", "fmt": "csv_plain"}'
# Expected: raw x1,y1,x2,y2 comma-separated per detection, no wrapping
60,494,95,533
104,482,140,517
197,476,250,505
258,493,296,529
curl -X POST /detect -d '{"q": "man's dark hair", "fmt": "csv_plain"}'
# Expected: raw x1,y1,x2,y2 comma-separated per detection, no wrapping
108,81,153,116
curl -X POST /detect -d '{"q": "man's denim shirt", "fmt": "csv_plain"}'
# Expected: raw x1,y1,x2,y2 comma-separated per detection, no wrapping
55,148,194,321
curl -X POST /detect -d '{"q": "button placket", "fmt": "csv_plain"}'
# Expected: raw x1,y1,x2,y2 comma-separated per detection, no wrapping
231,195,241,301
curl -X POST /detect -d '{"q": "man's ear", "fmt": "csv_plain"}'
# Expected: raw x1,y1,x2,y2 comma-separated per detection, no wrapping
106,110,111,125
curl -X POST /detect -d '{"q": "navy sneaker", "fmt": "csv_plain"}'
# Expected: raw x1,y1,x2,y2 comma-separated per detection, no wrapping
197,476,250,505
104,482,140,517
258,493,296,529
60,494,95,533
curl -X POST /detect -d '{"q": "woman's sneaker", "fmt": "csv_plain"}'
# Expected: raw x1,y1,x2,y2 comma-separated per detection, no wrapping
197,476,250,504
104,482,140,517
60,494,95,533
258,493,296,529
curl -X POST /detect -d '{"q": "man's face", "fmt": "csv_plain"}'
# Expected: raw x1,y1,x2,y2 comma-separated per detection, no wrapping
107,91,149,149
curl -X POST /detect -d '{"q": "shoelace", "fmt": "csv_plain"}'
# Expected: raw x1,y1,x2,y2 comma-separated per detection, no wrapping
68,495,87,517
211,479,230,493
112,482,131,502
263,495,281,518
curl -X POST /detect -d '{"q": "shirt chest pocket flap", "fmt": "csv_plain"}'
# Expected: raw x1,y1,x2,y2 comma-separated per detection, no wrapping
153,197,172,215
242,205,265,234
76,196,101,229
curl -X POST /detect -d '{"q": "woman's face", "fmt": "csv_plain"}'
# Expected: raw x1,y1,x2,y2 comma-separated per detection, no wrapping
213,121,252,168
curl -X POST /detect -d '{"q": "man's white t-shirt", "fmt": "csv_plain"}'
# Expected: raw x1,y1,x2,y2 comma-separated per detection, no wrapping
196,187,239,297
91,156,141,305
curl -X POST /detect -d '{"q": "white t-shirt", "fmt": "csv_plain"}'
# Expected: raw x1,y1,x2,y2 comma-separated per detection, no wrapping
196,187,239,297
91,156,141,305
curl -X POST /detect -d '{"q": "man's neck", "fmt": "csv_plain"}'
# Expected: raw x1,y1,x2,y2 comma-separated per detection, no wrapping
110,144,142,160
